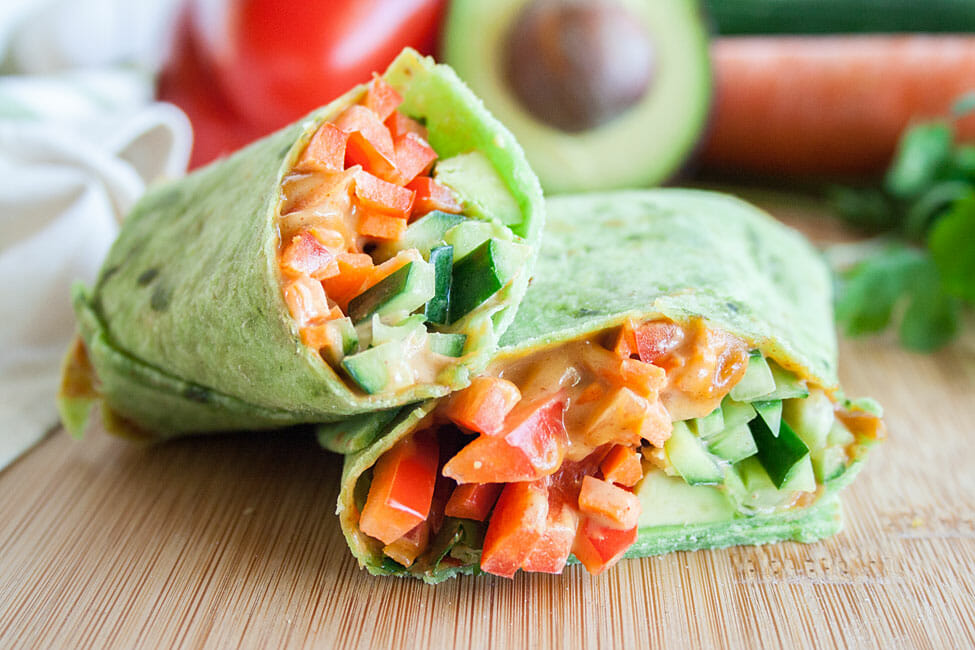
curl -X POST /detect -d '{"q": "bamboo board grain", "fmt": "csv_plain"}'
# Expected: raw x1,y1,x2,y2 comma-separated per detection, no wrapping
1,197,974,649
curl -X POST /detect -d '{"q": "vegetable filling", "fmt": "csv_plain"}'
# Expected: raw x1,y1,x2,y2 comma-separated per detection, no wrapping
277,76,528,395
355,317,885,577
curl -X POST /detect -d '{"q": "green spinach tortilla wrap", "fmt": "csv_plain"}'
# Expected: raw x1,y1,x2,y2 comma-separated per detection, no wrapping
57,48,544,439
331,189,884,582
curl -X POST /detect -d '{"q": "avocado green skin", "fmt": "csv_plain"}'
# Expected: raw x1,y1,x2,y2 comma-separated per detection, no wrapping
58,49,545,439
442,0,712,194
336,189,875,582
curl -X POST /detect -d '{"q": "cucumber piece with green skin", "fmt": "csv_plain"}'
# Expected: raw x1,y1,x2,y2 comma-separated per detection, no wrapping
318,317,359,365
424,245,454,324
378,211,465,261
764,362,809,400
368,314,426,347
812,445,848,483
347,260,435,324
779,456,816,493
703,0,975,35
692,407,725,439
725,458,788,514
720,398,757,430
448,238,526,323
729,354,775,402
706,423,758,464
783,389,834,450
341,341,411,394
635,469,736,528
664,421,724,486
748,416,810,489
753,399,783,437
827,420,855,447
434,151,522,227
428,333,467,357
443,219,512,260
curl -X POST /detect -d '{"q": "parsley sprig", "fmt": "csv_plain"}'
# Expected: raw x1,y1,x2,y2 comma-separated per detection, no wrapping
829,93,975,351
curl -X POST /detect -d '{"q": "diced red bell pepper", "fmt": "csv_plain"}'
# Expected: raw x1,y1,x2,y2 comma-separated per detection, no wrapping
577,476,640,530
572,517,637,576
386,111,428,140
354,170,415,218
441,395,568,484
382,519,430,568
582,387,649,448
521,498,579,574
321,253,374,311
298,123,348,171
480,480,549,578
359,211,408,241
280,230,337,279
618,358,666,398
442,376,522,435
282,275,330,326
334,105,400,182
394,132,437,185
444,482,503,521
359,430,439,546
407,176,462,217
634,320,685,366
362,75,402,122
600,445,643,487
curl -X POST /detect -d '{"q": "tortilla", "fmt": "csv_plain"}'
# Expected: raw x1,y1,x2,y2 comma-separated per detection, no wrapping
335,189,880,582
57,49,544,439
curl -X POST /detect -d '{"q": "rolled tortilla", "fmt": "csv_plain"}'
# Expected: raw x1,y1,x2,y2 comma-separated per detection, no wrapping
58,49,544,439
335,189,883,582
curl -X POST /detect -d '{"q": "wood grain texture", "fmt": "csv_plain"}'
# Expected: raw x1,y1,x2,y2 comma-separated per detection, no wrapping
1,198,974,649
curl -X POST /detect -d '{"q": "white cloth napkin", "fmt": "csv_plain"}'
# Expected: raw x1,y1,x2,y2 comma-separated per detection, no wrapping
0,68,191,470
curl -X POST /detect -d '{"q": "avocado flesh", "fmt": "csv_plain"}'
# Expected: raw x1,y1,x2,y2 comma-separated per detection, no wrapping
443,0,711,194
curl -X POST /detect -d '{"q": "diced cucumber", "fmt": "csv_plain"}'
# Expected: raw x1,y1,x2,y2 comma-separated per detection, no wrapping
726,458,790,514
691,407,725,439
434,151,522,227
753,399,783,437
342,341,410,394
443,220,511,260
779,456,816,493
373,210,465,261
664,421,724,486
842,396,883,417
316,409,400,454
448,238,527,323
827,419,855,447
369,314,426,346
748,416,810,489
764,362,810,400
424,245,453,324
706,423,758,464
783,389,834,450
347,260,435,324
428,332,467,357
720,398,757,430
729,354,776,402
318,317,359,365
811,445,848,483
635,469,736,528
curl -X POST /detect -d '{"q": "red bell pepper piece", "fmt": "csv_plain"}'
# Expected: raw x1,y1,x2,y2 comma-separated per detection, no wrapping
354,170,415,218
393,132,437,184
298,122,348,171
407,176,462,217
358,430,439,546
280,230,337,279
572,517,638,576
577,476,640,530
442,376,522,435
359,212,408,240
444,482,503,521
362,75,402,122
520,497,579,574
480,480,549,578
599,445,644,487
386,111,428,140
334,105,400,182
634,320,685,366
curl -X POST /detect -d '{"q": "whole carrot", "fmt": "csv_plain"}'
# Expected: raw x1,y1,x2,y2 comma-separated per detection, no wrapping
702,36,975,178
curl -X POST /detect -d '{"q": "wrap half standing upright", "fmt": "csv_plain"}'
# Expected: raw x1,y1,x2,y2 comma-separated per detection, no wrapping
58,49,545,438
333,189,885,582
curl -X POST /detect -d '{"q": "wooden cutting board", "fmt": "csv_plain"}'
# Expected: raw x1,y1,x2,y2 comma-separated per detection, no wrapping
1,195,973,649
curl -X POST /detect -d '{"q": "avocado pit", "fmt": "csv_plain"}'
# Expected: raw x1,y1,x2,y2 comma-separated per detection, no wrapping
503,0,655,133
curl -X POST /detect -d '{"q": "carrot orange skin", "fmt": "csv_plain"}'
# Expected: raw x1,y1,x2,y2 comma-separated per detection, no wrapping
704,36,975,178
298,123,348,171
480,480,549,578
407,177,462,218
359,430,439,546
442,376,522,436
363,76,403,122
444,482,503,521
600,445,643,487
577,476,640,530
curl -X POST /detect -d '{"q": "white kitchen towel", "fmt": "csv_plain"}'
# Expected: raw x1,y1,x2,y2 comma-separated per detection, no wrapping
0,68,191,470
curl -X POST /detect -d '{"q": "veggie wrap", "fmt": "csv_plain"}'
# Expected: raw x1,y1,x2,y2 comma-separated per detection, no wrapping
333,189,884,582
58,49,544,439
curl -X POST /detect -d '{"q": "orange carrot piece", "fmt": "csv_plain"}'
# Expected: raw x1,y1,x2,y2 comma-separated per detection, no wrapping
382,520,430,568
521,499,579,574
582,387,649,448
354,170,415,218
704,35,975,178
613,318,638,358
298,123,347,171
280,231,337,279
480,480,549,578
386,111,428,140
618,358,666,398
282,276,330,326
572,517,637,576
359,212,407,240
407,176,462,218
444,483,503,521
363,75,402,122
575,383,605,406
321,253,374,310
394,132,438,185
442,376,522,435
577,476,640,530
600,445,643,487
299,308,345,349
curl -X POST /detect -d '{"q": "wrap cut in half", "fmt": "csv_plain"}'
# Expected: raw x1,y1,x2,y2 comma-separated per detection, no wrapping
332,189,885,583
58,48,545,439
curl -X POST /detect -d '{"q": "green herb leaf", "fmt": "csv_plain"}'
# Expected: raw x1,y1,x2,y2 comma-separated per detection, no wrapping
884,122,954,199
898,258,960,351
835,245,924,336
928,192,975,303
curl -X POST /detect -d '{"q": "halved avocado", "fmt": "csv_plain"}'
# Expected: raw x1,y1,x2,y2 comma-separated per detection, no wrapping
442,0,712,194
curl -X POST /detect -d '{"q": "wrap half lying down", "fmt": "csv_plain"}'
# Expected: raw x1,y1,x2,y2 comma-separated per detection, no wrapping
331,189,884,582
58,49,544,439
